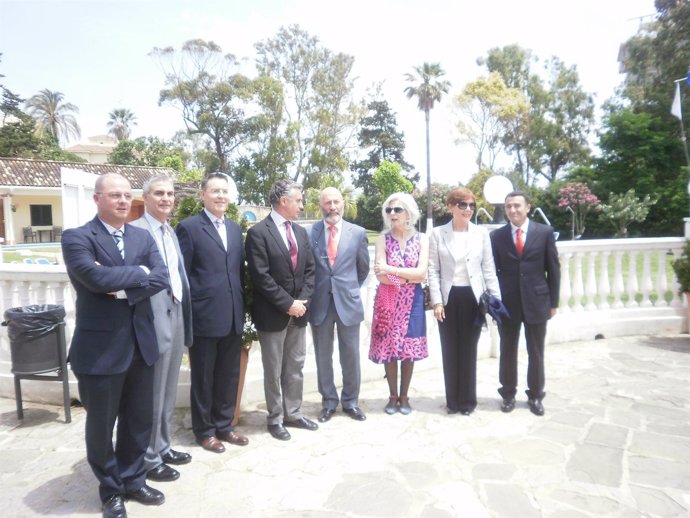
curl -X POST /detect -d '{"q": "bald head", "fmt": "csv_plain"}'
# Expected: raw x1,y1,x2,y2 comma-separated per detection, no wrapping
319,187,344,225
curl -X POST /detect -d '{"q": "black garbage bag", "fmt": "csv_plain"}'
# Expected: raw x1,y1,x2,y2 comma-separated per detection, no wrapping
2,304,66,341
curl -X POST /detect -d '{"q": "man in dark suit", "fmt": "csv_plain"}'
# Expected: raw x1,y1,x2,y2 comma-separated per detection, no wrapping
491,191,560,416
309,187,370,423
130,175,193,482
176,173,247,453
62,173,169,518
245,179,316,441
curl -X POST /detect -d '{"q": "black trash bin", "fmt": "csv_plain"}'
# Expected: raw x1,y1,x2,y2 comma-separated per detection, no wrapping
2,304,71,423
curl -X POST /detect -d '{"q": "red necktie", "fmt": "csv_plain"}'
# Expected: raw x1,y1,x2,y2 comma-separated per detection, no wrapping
285,221,298,271
327,225,337,267
516,228,524,257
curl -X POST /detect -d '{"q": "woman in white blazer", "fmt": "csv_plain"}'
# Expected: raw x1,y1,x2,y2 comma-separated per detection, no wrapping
428,187,501,415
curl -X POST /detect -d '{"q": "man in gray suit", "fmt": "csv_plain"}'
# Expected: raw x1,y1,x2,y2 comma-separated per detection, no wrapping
309,187,370,423
130,175,193,482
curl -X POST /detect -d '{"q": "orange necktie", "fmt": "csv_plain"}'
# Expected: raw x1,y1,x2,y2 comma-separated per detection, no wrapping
327,225,338,267
516,228,524,257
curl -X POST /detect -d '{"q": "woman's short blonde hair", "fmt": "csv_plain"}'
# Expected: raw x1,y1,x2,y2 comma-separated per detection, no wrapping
381,192,420,230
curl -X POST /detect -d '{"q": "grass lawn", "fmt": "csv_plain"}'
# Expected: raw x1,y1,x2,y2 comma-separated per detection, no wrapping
1,246,61,264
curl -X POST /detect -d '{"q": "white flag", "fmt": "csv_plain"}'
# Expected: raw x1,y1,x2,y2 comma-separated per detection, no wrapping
671,83,682,120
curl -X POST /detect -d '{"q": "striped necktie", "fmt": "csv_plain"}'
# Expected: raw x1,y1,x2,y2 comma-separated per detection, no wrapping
112,230,124,259
284,221,298,271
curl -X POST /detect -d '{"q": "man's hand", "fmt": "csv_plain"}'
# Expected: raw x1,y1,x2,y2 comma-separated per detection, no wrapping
550,308,558,317
287,299,308,317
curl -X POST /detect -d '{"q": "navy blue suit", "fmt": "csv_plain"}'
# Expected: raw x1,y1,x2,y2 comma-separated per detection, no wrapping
491,220,560,401
62,217,168,501
176,212,245,440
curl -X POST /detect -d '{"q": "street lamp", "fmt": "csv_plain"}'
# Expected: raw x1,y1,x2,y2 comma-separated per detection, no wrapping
483,176,514,224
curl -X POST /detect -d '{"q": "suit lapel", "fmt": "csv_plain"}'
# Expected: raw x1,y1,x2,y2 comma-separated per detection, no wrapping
90,218,125,265
265,217,293,272
200,212,227,253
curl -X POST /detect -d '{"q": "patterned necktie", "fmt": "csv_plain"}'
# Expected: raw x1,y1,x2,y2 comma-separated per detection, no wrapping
214,218,227,251
284,221,298,271
327,224,338,267
161,225,183,302
516,228,524,257
112,230,124,259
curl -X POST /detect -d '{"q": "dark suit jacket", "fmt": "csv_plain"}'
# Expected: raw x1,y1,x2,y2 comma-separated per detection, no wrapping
130,216,193,350
308,220,369,327
245,215,315,332
176,212,244,338
491,220,560,325
62,217,169,375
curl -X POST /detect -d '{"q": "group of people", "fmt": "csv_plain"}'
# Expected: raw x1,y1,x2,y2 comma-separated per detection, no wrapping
62,173,559,518
371,187,561,419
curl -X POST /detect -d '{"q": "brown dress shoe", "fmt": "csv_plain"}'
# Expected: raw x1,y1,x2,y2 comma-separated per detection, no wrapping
216,430,249,446
197,436,225,453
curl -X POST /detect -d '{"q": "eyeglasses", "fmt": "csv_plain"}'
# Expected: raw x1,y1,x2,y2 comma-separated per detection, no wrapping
385,207,405,214
97,192,133,201
455,201,477,210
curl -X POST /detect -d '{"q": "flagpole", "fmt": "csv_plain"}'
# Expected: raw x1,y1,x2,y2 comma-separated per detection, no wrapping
673,77,690,168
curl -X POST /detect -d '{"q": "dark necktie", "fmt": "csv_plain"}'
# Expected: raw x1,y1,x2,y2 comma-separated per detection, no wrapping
285,221,298,271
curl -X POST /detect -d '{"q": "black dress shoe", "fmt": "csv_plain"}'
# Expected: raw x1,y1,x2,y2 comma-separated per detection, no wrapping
125,485,165,506
147,463,180,482
102,495,126,518
528,398,545,416
343,406,367,421
501,398,515,413
447,407,459,415
161,449,192,465
318,408,336,423
267,423,291,441
460,409,473,416
284,417,319,431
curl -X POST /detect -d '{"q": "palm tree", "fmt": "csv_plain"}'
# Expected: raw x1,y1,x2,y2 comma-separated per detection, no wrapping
25,89,81,145
404,62,451,230
107,108,137,141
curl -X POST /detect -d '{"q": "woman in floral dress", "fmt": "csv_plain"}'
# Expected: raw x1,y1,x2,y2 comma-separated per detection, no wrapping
370,192,429,415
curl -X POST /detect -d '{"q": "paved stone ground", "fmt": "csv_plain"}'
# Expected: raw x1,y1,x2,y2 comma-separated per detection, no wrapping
1,334,690,518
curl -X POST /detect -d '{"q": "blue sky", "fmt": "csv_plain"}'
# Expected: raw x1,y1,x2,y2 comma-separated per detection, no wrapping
1,0,656,186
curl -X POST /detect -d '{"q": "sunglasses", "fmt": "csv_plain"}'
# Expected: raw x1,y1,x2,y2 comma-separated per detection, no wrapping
385,207,405,214
455,201,477,210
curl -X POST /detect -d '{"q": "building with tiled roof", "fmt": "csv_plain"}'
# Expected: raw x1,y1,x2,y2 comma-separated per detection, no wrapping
0,157,176,244
65,135,118,164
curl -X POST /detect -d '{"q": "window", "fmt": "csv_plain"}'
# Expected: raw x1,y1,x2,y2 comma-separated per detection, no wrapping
30,205,53,226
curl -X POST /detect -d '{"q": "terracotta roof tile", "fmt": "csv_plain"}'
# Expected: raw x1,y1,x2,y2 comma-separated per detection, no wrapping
0,157,176,189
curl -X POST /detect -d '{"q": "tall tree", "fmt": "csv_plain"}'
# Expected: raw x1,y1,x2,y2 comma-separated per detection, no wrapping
107,108,137,140
25,89,81,145
478,46,594,186
352,99,414,195
255,25,362,187
453,72,529,171
404,62,451,229
152,39,283,198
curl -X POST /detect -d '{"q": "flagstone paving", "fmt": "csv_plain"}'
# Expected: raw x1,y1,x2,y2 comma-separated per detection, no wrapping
1,334,689,517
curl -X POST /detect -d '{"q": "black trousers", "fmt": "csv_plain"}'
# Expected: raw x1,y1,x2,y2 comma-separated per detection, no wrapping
437,286,482,412
189,333,243,440
76,346,154,502
497,321,547,401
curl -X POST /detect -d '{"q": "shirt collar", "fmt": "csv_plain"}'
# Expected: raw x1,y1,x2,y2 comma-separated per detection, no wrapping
99,218,123,235
143,211,165,233
271,210,289,227
511,219,530,234
324,218,343,232
204,208,224,224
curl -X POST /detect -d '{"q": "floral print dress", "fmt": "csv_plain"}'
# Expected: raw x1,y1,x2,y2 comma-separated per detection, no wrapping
369,232,428,363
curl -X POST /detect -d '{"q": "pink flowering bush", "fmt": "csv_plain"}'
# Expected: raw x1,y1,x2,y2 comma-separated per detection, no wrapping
558,182,600,238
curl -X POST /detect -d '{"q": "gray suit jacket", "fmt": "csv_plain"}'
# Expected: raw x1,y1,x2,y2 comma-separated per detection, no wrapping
130,215,192,350
308,220,370,327
428,220,501,306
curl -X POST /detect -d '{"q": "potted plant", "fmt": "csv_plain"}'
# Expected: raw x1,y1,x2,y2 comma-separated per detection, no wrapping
672,239,690,330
